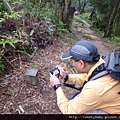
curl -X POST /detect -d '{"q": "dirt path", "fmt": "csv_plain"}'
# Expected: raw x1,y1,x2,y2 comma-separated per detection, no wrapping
73,16,114,56
0,16,115,114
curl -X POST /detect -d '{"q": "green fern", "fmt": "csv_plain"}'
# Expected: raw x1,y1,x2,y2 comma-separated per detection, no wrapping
0,17,5,23
0,36,22,48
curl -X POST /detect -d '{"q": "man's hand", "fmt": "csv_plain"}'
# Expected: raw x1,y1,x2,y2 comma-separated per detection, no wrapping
49,73,60,87
56,65,66,79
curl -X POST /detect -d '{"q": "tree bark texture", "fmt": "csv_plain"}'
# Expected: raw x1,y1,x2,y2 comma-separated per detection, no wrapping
89,4,97,20
80,0,88,14
59,0,75,29
54,0,58,15
104,0,120,38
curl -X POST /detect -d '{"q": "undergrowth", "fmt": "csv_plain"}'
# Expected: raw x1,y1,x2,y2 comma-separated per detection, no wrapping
0,1,71,73
110,36,120,51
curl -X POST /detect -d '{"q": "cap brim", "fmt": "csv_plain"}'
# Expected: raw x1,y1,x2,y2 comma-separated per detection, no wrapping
61,52,72,60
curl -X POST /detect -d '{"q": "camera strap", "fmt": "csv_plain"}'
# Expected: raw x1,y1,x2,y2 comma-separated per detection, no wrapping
63,81,87,91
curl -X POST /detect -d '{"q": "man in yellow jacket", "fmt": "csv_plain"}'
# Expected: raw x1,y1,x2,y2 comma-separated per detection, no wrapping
49,40,120,114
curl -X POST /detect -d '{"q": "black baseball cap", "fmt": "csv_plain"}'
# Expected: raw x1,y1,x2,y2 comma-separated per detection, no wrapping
61,40,100,62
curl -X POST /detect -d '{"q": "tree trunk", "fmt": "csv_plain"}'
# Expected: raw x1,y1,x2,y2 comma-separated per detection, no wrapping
59,0,75,29
59,0,65,21
78,0,81,12
113,3,120,33
54,0,58,15
89,4,97,20
104,0,120,38
80,0,88,14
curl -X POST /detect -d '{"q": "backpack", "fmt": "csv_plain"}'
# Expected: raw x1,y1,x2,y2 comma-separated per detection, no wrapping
89,52,120,81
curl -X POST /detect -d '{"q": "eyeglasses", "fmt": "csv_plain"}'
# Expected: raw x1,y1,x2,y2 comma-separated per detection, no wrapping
70,57,79,63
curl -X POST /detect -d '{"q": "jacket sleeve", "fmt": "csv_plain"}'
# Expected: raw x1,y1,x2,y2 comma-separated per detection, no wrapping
56,82,102,114
68,73,87,84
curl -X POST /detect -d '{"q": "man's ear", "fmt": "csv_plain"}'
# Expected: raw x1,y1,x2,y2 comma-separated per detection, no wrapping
79,60,85,68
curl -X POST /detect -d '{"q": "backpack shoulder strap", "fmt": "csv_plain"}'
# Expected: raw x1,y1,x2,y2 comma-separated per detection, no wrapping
89,70,108,81
89,63,108,81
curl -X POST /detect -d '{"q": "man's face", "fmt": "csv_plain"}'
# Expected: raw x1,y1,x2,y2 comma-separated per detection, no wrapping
70,57,83,73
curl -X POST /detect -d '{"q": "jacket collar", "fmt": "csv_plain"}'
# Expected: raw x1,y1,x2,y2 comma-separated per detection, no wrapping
86,57,105,81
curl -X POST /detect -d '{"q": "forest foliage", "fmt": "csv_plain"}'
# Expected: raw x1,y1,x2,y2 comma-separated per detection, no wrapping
0,0,120,73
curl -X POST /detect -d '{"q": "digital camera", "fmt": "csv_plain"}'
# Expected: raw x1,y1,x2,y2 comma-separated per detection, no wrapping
50,68,60,78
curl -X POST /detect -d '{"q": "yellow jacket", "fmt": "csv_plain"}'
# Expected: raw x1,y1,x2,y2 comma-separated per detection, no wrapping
56,58,120,114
